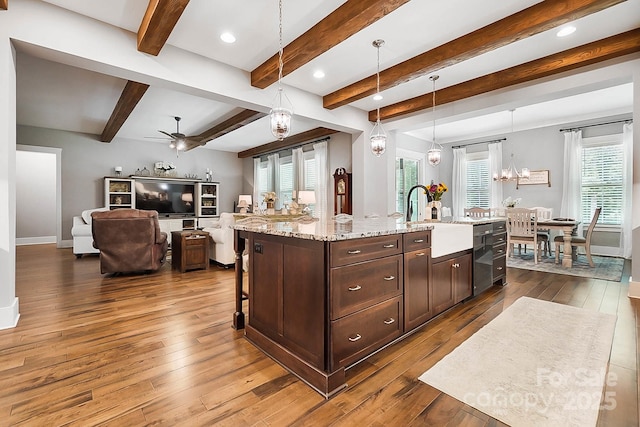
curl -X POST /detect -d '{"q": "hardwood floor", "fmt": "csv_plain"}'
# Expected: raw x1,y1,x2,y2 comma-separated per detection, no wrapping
1,244,637,426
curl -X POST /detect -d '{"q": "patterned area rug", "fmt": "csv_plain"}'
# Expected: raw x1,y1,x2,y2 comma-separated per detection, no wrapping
419,297,617,427
506,252,624,282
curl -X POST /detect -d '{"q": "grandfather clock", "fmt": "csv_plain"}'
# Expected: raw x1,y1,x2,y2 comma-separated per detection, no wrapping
333,168,352,215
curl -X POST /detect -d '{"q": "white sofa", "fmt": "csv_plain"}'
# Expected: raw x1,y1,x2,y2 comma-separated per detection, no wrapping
71,207,109,257
202,212,237,267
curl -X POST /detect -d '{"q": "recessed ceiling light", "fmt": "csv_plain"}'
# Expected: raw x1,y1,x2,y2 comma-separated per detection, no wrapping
220,32,236,43
556,26,576,37
313,70,325,79
373,93,383,101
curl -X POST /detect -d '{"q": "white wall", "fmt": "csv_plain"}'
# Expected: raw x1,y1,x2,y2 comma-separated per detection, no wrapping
16,150,57,244
17,125,243,243
0,36,19,330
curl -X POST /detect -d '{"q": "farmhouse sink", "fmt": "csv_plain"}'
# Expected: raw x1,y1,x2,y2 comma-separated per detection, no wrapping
428,222,473,258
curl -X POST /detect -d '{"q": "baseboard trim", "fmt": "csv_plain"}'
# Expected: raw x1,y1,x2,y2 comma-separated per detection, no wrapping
628,280,640,299
0,297,20,330
16,236,56,246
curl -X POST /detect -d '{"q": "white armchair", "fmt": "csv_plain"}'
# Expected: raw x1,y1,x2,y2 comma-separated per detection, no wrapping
203,212,237,267
71,207,109,257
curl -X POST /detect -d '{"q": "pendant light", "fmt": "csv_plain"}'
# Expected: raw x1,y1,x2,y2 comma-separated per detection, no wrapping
427,75,442,166
269,0,293,141
493,109,530,181
370,39,386,157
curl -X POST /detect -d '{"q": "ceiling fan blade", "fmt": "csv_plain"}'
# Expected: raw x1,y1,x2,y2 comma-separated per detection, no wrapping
159,130,175,138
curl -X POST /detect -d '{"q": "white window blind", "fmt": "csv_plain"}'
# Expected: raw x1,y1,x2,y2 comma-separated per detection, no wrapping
258,162,269,195
279,157,294,205
466,157,490,208
581,140,623,225
303,156,316,190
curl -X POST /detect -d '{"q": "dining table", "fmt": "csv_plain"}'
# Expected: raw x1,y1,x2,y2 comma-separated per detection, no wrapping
536,218,581,268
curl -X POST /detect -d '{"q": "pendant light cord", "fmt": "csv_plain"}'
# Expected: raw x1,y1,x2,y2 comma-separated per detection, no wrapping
376,43,381,122
432,77,436,143
278,0,284,89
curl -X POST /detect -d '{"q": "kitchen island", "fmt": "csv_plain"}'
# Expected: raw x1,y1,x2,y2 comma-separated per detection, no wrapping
231,217,503,397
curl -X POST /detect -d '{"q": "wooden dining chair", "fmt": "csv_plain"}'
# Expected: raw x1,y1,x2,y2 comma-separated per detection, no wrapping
464,207,491,218
506,208,541,264
554,207,601,267
531,207,553,256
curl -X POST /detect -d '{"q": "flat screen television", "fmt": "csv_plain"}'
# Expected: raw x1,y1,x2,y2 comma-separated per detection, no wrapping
135,180,195,216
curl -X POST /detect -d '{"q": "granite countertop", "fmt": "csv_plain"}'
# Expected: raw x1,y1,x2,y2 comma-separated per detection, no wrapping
232,216,437,241
445,216,507,225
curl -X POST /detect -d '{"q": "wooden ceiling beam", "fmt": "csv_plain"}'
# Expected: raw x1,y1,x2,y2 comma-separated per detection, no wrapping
0,1,8,11
326,0,626,110
197,109,267,143
369,28,640,122
250,0,409,89
137,0,190,56
100,81,149,142
238,127,339,158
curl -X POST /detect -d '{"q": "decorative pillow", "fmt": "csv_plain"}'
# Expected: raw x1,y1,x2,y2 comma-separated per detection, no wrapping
81,207,109,225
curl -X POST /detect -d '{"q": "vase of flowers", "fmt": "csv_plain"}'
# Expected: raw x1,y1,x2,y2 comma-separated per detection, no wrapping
263,192,277,214
502,196,522,208
426,181,447,220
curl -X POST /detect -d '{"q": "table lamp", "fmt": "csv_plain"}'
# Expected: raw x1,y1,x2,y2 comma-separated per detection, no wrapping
297,190,316,214
238,195,252,214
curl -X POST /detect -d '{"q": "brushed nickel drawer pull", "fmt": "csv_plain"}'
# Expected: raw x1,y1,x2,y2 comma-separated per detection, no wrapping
383,318,395,325
415,252,426,257
347,249,361,254
452,263,460,268
497,266,504,271
413,239,424,243
383,244,395,248
348,334,362,342
383,275,395,281
348,285,362,291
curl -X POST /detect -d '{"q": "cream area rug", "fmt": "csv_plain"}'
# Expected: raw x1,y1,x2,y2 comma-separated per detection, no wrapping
418,297,617,427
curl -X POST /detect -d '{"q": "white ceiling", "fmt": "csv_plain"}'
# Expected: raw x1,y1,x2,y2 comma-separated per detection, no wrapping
14,0,640,152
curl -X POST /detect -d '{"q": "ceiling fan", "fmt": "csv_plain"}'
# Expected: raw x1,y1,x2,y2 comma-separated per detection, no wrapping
158,116,206,155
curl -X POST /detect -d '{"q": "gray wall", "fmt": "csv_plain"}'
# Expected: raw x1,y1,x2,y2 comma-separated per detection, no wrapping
17,125,243,242
16,150,57,241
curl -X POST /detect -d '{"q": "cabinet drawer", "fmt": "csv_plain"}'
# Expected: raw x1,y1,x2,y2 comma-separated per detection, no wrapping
493,221,506,233
493,255,506,279
492,232,506,246
330,296,402,370
493,242,507,258
330,235,402,267
403,231,431,252
330,255,402,319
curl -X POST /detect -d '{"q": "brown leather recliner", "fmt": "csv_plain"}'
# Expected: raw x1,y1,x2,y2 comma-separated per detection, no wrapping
91,209,168,274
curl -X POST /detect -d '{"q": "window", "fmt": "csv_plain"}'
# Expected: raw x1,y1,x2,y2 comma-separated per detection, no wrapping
466,152,490,208
395,155,420,219
254,147,321,212
581,135,623,226
278,156,294,206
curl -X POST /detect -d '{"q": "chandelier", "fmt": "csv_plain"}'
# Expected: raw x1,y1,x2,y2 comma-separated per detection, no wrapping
370,39,386,157
493,109,530,181
427,75,442,166
269,0,293,141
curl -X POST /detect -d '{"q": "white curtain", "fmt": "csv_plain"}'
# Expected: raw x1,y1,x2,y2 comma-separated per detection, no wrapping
560,130,583,234
313,141,328,220
488,141,503,208
292,147,304,198
267,153,278,209
622,123,633,258
452,147,467,218
252,158,261,211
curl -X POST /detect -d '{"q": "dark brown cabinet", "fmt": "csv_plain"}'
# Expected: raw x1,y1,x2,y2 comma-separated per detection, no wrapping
403,231,432,331
242,226,479,397
171,230,209,272
432,252,472,315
